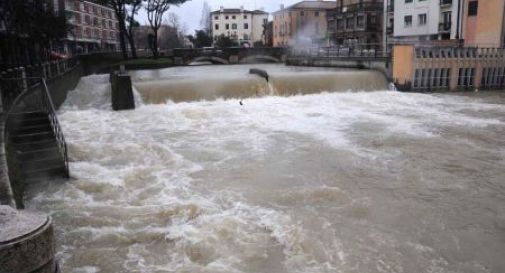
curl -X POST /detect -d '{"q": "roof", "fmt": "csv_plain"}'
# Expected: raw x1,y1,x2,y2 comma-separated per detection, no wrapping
275,1,337,13
211,8,268,15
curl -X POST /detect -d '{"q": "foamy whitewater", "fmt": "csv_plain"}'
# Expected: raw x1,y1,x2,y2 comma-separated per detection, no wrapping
26,65,505,273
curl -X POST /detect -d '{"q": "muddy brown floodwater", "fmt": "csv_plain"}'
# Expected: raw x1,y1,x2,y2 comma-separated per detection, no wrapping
26,65,505,273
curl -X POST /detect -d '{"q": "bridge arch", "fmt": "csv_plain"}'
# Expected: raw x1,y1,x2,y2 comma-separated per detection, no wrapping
239,55,281,64
188,56,229,65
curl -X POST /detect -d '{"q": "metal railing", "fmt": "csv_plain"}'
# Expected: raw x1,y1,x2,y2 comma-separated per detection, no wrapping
2,77,69,178
40,78,69,178
289,45,391,59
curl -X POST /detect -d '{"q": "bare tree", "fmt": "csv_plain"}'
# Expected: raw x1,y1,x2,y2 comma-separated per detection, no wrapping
145,0,187,58
125,0,143,58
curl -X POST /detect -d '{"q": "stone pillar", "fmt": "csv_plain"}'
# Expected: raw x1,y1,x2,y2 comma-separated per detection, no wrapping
0,206,57,273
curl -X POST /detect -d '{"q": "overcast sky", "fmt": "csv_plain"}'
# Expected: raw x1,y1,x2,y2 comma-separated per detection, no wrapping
136,0,304,34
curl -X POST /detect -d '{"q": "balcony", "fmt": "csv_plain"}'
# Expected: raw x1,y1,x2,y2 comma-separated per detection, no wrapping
439,22,451,33
440,0,452,6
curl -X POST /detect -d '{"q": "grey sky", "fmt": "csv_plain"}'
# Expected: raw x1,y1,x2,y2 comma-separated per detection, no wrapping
136,0,303,34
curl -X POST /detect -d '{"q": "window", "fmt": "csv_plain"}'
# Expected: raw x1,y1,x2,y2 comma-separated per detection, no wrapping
468,1,478,16
301,11,305,16
232,23,237,30
102,19,106,28
244,23,249,29
244,34,249,40
226,24,230,30
370,15,376,24
346,17,354,29
315,11,319,17
405,0,413,3
337,19,344,30
357,16,364,27
215,16,218,20
263,18,268,24
109,21,113,28
232,15,236,19
75,13,81,24
225,15,229,19
404,15,412,27
215,24,219,30
244,15,247,19
418,14,427,25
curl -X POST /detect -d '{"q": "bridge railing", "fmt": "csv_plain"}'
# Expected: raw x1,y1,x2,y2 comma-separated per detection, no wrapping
289,45,391,59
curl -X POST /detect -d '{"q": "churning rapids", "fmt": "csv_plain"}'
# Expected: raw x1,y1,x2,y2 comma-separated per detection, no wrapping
25,64,505,273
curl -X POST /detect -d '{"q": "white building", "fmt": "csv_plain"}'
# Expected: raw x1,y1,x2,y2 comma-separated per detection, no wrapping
211,7,269,47
393,0,462,44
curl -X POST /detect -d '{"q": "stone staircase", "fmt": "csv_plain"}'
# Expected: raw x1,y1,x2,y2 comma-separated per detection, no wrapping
8,111,67,183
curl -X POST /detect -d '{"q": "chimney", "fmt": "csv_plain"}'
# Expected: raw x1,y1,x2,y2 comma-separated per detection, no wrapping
220,6,224,12
280,4,285,10
240,5,244,13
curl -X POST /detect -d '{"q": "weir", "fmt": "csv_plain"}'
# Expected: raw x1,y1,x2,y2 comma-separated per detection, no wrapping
131,65,388,104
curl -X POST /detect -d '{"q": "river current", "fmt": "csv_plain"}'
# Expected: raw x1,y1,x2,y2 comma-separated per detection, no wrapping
26,65,505,273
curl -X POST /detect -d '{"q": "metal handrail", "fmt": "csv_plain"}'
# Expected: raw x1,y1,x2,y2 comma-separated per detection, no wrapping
40,78,69,178
2,77,69,178
289,46,391,59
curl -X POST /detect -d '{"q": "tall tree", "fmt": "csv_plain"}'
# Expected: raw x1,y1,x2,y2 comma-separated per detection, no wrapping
145,0,187,58
125,0,143,58
96,0,130,59
199,1,211,34
187,30,212,48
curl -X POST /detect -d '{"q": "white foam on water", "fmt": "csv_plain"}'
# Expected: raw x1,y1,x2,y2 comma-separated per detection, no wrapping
26,69,505,273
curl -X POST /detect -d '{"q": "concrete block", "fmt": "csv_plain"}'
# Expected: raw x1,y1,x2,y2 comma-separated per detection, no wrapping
110,72,135,111
0,206,56,273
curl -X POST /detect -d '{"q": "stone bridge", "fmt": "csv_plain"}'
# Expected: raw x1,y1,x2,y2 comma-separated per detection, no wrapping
172,47,287,65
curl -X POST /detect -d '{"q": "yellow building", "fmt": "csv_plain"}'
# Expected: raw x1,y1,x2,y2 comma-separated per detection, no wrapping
272,1,337,47
462,0,505,47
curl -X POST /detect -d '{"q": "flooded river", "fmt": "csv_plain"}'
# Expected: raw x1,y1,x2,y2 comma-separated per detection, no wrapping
26,65,505,273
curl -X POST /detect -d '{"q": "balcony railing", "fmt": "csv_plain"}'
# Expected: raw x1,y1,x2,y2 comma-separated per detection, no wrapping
333,2,383,13
439,22,451,32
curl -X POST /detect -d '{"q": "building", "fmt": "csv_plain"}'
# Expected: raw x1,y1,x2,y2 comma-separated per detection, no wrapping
133,25,184,51
273,1,337,47
327,0,384,49
55,0,120,54
461,0,505,47
392,0,462,45
211,7,268,47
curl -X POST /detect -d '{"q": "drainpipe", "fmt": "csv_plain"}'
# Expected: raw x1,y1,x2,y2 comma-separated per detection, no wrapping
456,0,462,44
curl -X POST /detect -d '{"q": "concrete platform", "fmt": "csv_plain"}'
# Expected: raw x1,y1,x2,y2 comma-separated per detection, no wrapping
0,205,56,273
